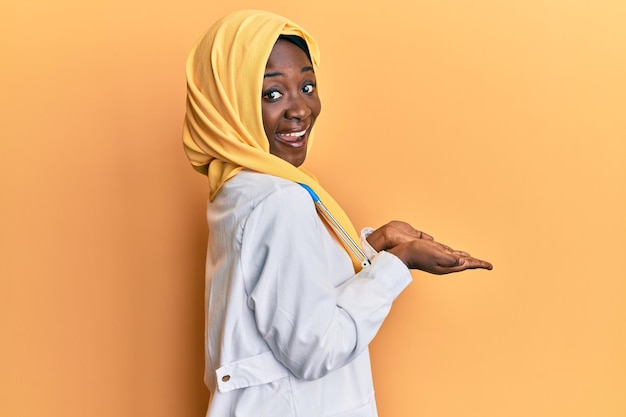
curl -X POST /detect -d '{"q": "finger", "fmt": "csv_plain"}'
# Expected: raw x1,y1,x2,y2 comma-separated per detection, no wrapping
390,221,434,241
417,230,434,241
438,244,455,254
455,257,493,271
406,228,433,241
434,257,493,274
435,242,470,257
473,258,493,270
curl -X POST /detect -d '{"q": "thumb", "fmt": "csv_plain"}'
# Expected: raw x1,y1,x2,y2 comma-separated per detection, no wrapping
436,253,460,267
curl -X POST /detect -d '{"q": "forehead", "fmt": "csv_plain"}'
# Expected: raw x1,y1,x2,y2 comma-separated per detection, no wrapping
264,40,312,70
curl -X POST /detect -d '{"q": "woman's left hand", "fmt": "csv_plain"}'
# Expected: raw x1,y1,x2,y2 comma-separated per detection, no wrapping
366,220,434,252
387,238,493,274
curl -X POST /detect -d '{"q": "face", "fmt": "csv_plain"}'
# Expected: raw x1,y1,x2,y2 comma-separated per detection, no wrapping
262,39,321,167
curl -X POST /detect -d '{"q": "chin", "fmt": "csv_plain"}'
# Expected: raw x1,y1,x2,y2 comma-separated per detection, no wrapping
292,151,308,167
272,149,307,167
288,157,306,167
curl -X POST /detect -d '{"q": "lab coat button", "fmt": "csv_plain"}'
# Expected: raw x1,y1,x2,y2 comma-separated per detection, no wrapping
222,375,231,382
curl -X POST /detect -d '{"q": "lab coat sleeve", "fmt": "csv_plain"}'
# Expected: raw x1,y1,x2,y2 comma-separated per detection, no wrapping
240,185,412,381
360,227,379,260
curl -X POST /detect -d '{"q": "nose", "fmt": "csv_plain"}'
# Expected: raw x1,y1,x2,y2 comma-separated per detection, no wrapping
284,94,310,120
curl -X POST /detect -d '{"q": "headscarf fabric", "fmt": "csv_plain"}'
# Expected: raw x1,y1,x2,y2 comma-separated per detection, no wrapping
182,9,364,271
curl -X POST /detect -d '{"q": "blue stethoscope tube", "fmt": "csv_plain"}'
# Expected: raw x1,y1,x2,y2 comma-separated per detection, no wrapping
299,183,371,269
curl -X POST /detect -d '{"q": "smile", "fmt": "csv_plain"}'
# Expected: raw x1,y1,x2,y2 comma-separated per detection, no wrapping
275,129,308,147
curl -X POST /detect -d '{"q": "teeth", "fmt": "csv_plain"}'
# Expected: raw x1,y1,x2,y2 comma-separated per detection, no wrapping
281,130,306,137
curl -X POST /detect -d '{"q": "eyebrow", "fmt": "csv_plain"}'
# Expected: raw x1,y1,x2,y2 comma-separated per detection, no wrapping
263,66,315,78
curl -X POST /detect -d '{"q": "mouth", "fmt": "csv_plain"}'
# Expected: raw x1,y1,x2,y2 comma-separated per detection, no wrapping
275,129,308,148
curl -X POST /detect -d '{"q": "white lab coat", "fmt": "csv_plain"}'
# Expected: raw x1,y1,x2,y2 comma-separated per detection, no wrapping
203,170,412,417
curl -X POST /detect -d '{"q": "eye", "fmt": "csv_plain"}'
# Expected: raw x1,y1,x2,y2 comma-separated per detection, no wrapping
302,82,316,94
263,89,283,102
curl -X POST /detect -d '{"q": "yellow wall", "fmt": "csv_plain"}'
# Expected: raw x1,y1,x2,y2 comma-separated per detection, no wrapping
1,0,624,416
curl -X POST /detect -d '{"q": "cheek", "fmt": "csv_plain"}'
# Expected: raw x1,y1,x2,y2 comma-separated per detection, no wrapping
261,107,275,138
312,97,322,118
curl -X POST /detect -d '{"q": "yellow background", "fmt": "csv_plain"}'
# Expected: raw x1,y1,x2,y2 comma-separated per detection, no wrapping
1,0,624,416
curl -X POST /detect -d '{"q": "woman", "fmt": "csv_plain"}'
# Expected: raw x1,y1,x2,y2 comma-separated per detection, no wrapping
183,10,492,417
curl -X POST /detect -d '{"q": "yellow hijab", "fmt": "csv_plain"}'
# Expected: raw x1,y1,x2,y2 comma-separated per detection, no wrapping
182,10,364,271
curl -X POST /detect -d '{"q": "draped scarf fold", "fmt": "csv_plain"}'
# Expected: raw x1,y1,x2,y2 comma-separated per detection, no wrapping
182,9,364,271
